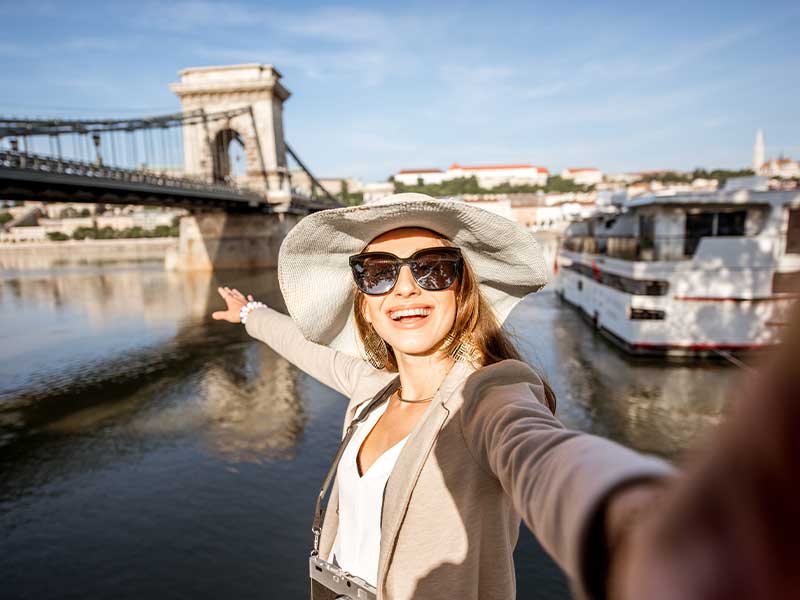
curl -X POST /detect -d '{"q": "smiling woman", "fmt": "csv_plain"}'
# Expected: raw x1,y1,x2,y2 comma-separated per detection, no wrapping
210,193,677,600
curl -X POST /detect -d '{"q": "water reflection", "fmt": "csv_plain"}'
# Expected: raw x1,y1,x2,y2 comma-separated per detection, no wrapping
132,354,306,464
509,292,734,459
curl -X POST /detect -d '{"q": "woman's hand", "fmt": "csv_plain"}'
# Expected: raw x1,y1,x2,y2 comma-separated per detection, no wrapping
607,302,800,600
211,286,256,323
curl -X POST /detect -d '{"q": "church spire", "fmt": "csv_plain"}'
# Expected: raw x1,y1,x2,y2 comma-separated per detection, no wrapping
753,129,765,172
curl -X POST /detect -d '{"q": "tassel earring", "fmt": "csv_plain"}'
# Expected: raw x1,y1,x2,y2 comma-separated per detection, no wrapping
363,324,389,369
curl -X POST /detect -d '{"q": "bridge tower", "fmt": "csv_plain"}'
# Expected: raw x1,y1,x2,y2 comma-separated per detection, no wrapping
170,64,292,204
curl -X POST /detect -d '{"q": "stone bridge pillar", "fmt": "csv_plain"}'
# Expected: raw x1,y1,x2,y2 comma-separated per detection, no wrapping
165,211,301,272
170,64,292,206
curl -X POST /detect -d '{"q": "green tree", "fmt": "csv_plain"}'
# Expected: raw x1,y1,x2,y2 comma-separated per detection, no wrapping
153,224,178,237
393,174,592,196
46,231,69,241
337,180,363,206
72,226,97,240
0,212,12,226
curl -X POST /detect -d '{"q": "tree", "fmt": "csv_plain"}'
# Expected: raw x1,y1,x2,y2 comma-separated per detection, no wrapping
72,226,97,240
393,175,592,196
0,212,12,226
46,231,69,241
337,180,363,206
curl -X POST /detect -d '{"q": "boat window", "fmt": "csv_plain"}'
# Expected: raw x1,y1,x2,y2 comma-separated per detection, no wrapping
717,211,747,236
787,208,800,254
684,213,714,255
563,262,668,296
639,215,655,260
684,210,747,256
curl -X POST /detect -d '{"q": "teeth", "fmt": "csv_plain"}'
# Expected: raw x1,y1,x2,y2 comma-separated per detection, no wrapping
390,307,432,320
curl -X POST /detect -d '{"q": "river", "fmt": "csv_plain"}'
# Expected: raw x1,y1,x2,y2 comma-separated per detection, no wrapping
0,261,736,599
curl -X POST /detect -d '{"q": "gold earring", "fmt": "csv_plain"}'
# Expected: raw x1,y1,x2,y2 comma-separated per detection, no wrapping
363,325,389,369
445,331,482,364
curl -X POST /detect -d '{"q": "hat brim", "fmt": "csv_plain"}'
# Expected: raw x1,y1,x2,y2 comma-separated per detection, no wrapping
278,193,547,359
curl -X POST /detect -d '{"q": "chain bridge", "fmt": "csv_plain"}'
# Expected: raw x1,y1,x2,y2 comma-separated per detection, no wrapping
0,64,343,270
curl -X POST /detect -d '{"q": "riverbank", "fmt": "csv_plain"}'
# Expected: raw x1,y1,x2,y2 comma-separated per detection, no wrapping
0,238,177,270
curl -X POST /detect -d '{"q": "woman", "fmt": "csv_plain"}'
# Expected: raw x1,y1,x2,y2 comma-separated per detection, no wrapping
211,193,799,599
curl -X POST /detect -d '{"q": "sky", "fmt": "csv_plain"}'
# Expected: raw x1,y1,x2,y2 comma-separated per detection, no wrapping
1,0,799,181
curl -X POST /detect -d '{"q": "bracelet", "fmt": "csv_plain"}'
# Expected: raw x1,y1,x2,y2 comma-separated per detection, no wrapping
240,301,266,324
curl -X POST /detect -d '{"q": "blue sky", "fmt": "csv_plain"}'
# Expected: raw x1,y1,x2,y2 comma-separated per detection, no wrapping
1,0,798,181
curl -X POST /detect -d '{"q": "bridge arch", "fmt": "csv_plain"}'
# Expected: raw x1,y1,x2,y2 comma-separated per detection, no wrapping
211,127,247,183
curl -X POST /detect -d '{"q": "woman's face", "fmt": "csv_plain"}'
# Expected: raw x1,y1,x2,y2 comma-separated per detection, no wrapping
360,228,457,359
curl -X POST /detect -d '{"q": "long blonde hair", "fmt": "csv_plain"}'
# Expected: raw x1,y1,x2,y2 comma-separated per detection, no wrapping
352,234,556,412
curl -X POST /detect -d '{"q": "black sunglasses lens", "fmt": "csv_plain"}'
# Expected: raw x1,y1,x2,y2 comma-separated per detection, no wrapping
410,250,460,290
352,255,398,294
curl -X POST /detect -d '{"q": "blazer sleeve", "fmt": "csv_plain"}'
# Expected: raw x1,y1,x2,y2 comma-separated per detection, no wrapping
244,306,373,398
458,361,675,600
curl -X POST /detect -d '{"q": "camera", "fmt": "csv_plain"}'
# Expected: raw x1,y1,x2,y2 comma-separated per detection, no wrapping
309,554,377,600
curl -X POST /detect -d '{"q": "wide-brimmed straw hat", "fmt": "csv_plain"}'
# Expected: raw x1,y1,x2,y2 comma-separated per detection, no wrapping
278,193,547,358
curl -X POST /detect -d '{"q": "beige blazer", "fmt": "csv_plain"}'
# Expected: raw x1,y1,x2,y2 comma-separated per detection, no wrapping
246,307,673,599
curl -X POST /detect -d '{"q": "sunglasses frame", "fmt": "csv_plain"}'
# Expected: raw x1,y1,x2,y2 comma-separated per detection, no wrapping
348,246,463,295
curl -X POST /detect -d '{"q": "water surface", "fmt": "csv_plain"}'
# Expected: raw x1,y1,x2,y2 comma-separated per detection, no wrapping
0,262,736,599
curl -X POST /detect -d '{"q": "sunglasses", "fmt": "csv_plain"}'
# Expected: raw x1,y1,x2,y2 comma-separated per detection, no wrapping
349,247,463,296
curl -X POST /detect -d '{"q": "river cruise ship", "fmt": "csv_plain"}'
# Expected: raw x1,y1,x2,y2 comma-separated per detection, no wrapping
554,181,800,356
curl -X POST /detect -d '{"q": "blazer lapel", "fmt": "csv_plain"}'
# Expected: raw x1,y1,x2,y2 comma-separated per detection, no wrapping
376,361,470,591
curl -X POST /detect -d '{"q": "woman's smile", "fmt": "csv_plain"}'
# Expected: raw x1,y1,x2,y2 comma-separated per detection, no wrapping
386,304,434,327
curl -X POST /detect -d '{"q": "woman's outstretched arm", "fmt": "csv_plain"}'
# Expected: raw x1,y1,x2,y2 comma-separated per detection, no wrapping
458,361,674,599
212,286,376,398
460,304,800,600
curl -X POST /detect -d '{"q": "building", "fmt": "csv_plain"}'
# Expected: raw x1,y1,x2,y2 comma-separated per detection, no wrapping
753,130,800,179
394,168,446,186
561,167,603,186
289,170,364,198
605,172,643,184
455,195,514,220
509,194,546,227
531,192,597,232
361,182,395,204
760,157,800,179
21,201,97,219
445,163,548,188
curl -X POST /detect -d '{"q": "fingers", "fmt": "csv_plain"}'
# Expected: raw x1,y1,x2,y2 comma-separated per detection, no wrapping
217,286,250,303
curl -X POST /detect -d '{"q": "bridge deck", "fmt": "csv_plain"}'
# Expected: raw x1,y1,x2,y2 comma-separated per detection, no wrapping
0,152,339,213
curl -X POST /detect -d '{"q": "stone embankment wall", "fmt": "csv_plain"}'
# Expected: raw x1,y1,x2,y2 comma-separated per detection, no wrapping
0,238,177,270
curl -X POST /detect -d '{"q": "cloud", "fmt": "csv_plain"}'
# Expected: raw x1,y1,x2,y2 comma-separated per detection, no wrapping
62,35,148,52
519,81,570,100
702,116,728,129
190,44,391,87
0,42,29,56
281,7,391,43
137,1,393,44
137,1,255,31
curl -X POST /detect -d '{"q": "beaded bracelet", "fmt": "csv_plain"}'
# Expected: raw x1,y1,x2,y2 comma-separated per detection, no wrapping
240,301,266,324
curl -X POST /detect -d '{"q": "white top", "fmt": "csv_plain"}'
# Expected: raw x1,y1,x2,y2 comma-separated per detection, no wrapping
331,401,409,587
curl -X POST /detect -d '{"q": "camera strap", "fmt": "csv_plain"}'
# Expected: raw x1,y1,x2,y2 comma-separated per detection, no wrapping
311,377,401,556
